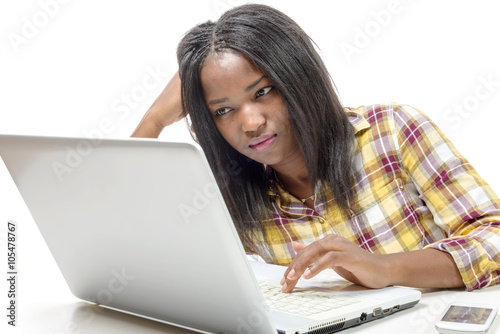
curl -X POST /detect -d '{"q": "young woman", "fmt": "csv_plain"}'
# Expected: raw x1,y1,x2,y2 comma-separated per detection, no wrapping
132,4,500,293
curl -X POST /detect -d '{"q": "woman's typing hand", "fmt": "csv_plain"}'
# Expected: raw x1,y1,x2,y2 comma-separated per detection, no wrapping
280,234,464,293
280,235,392,293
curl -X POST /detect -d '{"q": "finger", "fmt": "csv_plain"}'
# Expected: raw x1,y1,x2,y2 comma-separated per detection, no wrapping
281,251,326,293
283,242,307,282
281,277,298,293
281,262,319,293
280,264,310,292
281,236,351,291
292,241,307,252
286,236,344,279
302,252,340,280
281,254,300,284
283,246,323,281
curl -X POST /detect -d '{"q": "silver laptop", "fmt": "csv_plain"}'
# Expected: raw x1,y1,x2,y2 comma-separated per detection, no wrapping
0,134,421,334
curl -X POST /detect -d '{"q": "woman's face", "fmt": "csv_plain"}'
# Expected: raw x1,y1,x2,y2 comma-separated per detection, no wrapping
200,50,303,169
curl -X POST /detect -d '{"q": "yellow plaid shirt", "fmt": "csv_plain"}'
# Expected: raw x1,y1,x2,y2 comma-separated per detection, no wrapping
251,103,500,291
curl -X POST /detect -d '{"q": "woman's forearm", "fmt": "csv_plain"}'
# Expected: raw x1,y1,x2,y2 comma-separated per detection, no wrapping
131,110,166,138
131,71,184,138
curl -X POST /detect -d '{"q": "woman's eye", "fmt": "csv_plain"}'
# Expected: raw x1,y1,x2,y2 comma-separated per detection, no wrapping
214,107,233,116
255,85,274,98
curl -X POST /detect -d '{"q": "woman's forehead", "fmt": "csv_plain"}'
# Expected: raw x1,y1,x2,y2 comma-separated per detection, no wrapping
202,50,258,75
200,50,265,95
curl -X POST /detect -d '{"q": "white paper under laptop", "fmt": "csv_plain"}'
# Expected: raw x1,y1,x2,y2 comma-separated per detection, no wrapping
0,134,420,334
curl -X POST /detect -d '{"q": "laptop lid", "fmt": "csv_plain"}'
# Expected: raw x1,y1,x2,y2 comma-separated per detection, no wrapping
0,134,420,334
0,134,280,333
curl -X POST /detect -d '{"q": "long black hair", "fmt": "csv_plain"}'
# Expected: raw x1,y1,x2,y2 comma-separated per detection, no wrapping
176,4,355,253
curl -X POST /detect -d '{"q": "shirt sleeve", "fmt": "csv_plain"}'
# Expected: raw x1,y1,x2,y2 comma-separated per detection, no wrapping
392,104,500,291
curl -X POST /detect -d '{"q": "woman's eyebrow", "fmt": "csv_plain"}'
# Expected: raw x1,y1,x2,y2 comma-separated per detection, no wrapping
244,75,266,92
208,97,229,106
208,75,267,106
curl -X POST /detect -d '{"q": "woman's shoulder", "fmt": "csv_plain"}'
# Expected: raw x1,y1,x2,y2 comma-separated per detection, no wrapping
344,103,433,130
344,103,425,119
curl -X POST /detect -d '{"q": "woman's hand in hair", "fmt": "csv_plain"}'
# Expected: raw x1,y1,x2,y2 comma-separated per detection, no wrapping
280,235,391,292
131,71,185,138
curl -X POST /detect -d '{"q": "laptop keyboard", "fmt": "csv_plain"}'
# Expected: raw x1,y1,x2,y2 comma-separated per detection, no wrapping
258,280,360,317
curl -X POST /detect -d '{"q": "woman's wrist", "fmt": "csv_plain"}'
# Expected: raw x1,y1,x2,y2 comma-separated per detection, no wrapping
383,252,406,287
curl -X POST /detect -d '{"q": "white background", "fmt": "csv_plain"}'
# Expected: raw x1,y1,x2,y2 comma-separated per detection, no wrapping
1,0,499,333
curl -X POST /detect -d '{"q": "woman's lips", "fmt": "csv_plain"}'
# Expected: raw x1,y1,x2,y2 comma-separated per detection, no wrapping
249,134,277,151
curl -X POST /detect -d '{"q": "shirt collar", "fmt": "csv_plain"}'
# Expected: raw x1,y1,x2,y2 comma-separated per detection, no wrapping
344,106,370,134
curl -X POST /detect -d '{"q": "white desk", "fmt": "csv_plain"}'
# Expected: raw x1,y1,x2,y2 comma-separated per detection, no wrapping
8,286,500,334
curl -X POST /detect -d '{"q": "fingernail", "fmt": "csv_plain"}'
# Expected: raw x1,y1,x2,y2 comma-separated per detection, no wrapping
287,269,296,280
303,268,311,279
280,276,285,285
281,282,287,292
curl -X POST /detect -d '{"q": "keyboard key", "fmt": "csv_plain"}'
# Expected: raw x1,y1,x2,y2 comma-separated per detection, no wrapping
257,279,361,317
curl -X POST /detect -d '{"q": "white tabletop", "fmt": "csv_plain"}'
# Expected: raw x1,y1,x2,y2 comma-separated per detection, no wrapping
8,283,500,334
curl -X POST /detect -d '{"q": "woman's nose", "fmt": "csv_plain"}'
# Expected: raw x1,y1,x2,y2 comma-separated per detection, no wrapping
239,103,266,133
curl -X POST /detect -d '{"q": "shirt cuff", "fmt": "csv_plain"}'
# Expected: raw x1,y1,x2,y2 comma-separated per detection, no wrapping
424,237,498,291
